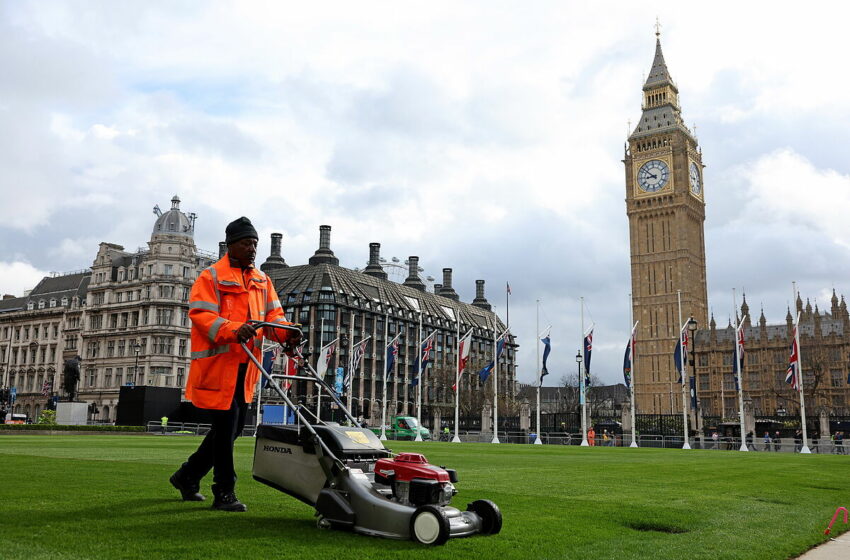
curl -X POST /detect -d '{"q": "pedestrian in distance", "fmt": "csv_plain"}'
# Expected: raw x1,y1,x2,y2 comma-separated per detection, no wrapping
712,431,719,449
794,429,803,453
587,426,596,446
161,415,168,435
763,431,771,452
745,431,754,451
774,431,782,453
835,431,844,454
169,217,300,512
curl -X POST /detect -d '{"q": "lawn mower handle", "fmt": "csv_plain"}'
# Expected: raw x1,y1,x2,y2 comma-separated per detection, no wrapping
244,321,362,429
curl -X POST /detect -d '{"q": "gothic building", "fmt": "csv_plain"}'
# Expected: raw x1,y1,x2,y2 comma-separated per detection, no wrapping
261,226,518,430
625,31,709,414
692,293,850,421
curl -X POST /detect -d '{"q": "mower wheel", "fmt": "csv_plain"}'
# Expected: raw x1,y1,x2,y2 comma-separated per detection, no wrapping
467,499,502,535
410,505,450,545
316,515,332,530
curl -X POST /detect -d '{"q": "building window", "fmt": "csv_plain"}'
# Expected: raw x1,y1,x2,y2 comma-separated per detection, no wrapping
178,339,187,357
49,298,56,308
156,308,173,326
61,297,68,306
116,367,123,386
107,341,115,357
88,369,96,387
27,302,34,310
117,339,126,357
164,264,173,276
87,341,99,358
177,368,185,387
38,300,45,309
104,368,112,387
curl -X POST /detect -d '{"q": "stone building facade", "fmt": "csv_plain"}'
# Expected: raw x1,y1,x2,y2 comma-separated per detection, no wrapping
692,293,850,421
0,196,214,422
261,226,519,430
0,273,89,421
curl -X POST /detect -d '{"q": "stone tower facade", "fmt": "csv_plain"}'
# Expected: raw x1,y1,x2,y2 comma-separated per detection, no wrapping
625,32,709,414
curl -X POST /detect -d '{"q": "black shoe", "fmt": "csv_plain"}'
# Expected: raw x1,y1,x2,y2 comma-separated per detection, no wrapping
170,471,206,502
212,485,247,512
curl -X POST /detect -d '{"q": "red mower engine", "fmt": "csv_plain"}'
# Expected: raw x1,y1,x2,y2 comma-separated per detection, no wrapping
374,453,458,507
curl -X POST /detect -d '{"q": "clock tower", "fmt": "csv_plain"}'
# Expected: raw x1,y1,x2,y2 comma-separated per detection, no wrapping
625,31,708,414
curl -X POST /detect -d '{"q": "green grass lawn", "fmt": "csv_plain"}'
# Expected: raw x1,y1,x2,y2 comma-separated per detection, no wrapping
0,435,847,560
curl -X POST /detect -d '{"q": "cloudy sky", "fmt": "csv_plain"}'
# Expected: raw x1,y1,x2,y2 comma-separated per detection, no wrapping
2,1,849,386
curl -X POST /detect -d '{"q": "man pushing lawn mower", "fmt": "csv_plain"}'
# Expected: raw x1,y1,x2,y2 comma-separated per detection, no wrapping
169,217,300,512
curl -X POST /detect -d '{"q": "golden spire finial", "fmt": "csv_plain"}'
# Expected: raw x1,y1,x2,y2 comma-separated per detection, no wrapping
655,17,662,38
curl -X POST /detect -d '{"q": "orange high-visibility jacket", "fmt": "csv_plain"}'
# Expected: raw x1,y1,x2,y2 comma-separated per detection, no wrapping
185,257,291,410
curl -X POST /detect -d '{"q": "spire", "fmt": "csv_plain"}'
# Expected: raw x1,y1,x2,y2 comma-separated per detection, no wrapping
805,298,813,318
841,295,849,323
786,306,793,325
759,306,767,329
831,289,839,316
709,313,716,330
741,294,751,327
643,32,675,90
796,293,803,315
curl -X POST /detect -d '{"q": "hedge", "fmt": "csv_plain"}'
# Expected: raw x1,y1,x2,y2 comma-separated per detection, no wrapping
0,424,145,432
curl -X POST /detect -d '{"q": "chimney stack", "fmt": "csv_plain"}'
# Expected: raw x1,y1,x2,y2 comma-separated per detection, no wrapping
308,225,339,266
218,242,227,259
403,256,426,291
472,279,491,310
363,242,388,279
260,232,288,274
438,268,459,301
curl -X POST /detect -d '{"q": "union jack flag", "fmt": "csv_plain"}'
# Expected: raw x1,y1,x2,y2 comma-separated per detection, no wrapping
41,380,51,397
785,327,800,391
412,332,435,386
346,338,370,391
385,335,400,381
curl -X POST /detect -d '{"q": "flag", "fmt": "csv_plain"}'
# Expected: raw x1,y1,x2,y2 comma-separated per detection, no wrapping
732,322,745,376
452,329,473,392
412,332,435,386
41,380,51,397
689,376,697,409
540,335,551,385
316,341,336,379
673,326,689,384
347,338,370,390
583,327,593,387
506,282,512,296
478,333,507,383
785,327,800,391
623,324,636,388
385,335,400,381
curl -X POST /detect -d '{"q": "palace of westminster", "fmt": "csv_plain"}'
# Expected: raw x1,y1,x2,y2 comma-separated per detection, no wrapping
1,33,848,426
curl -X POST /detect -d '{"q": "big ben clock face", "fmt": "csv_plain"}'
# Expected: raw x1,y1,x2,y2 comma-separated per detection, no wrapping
636,159,670,193
689,162,702,195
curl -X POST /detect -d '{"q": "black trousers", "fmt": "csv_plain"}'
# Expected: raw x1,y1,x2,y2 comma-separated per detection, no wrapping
182,364,248,492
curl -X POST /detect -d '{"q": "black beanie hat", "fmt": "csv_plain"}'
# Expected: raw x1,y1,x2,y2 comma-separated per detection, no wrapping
225,217,258,245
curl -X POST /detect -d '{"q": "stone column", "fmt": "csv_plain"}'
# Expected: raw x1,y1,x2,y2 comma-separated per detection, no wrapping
482,402,492,437
519,400,531,431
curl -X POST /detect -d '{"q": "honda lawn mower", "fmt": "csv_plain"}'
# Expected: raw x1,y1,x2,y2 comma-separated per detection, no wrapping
243,321,502,545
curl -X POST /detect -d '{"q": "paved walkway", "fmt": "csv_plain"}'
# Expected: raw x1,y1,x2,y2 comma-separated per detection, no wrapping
797,536,850,559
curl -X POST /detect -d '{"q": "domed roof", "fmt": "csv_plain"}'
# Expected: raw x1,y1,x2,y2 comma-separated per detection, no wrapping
152,196,195,238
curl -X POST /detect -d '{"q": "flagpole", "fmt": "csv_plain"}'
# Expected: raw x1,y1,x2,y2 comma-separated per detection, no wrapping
580,297,588,446
629,293,638,448
317,317,324,421
347,311,354,422
678,290,691,449
452,317,461,443
491,313,500,444
794,282,811,454
415,312,424,442
733,288,748,451
535,300,542,445
380,312,388,441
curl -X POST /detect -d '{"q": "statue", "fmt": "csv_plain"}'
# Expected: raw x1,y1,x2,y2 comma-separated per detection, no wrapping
63,356,81,402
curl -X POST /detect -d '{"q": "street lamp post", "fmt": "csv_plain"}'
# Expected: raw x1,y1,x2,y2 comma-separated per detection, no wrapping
687,317,699,438
133,342,142,386
576,350,586,445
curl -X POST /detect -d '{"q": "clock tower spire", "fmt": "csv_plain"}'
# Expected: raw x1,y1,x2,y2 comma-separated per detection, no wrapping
624,30,708,414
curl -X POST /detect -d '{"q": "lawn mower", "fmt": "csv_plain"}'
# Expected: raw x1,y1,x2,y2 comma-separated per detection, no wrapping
243,321,502,545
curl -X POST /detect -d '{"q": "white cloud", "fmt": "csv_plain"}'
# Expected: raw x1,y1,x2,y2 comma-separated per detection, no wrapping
0,261,50,297
740,149,850,248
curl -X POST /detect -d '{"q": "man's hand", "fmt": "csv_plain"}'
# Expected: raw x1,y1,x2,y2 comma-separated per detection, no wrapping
236,323,257,343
